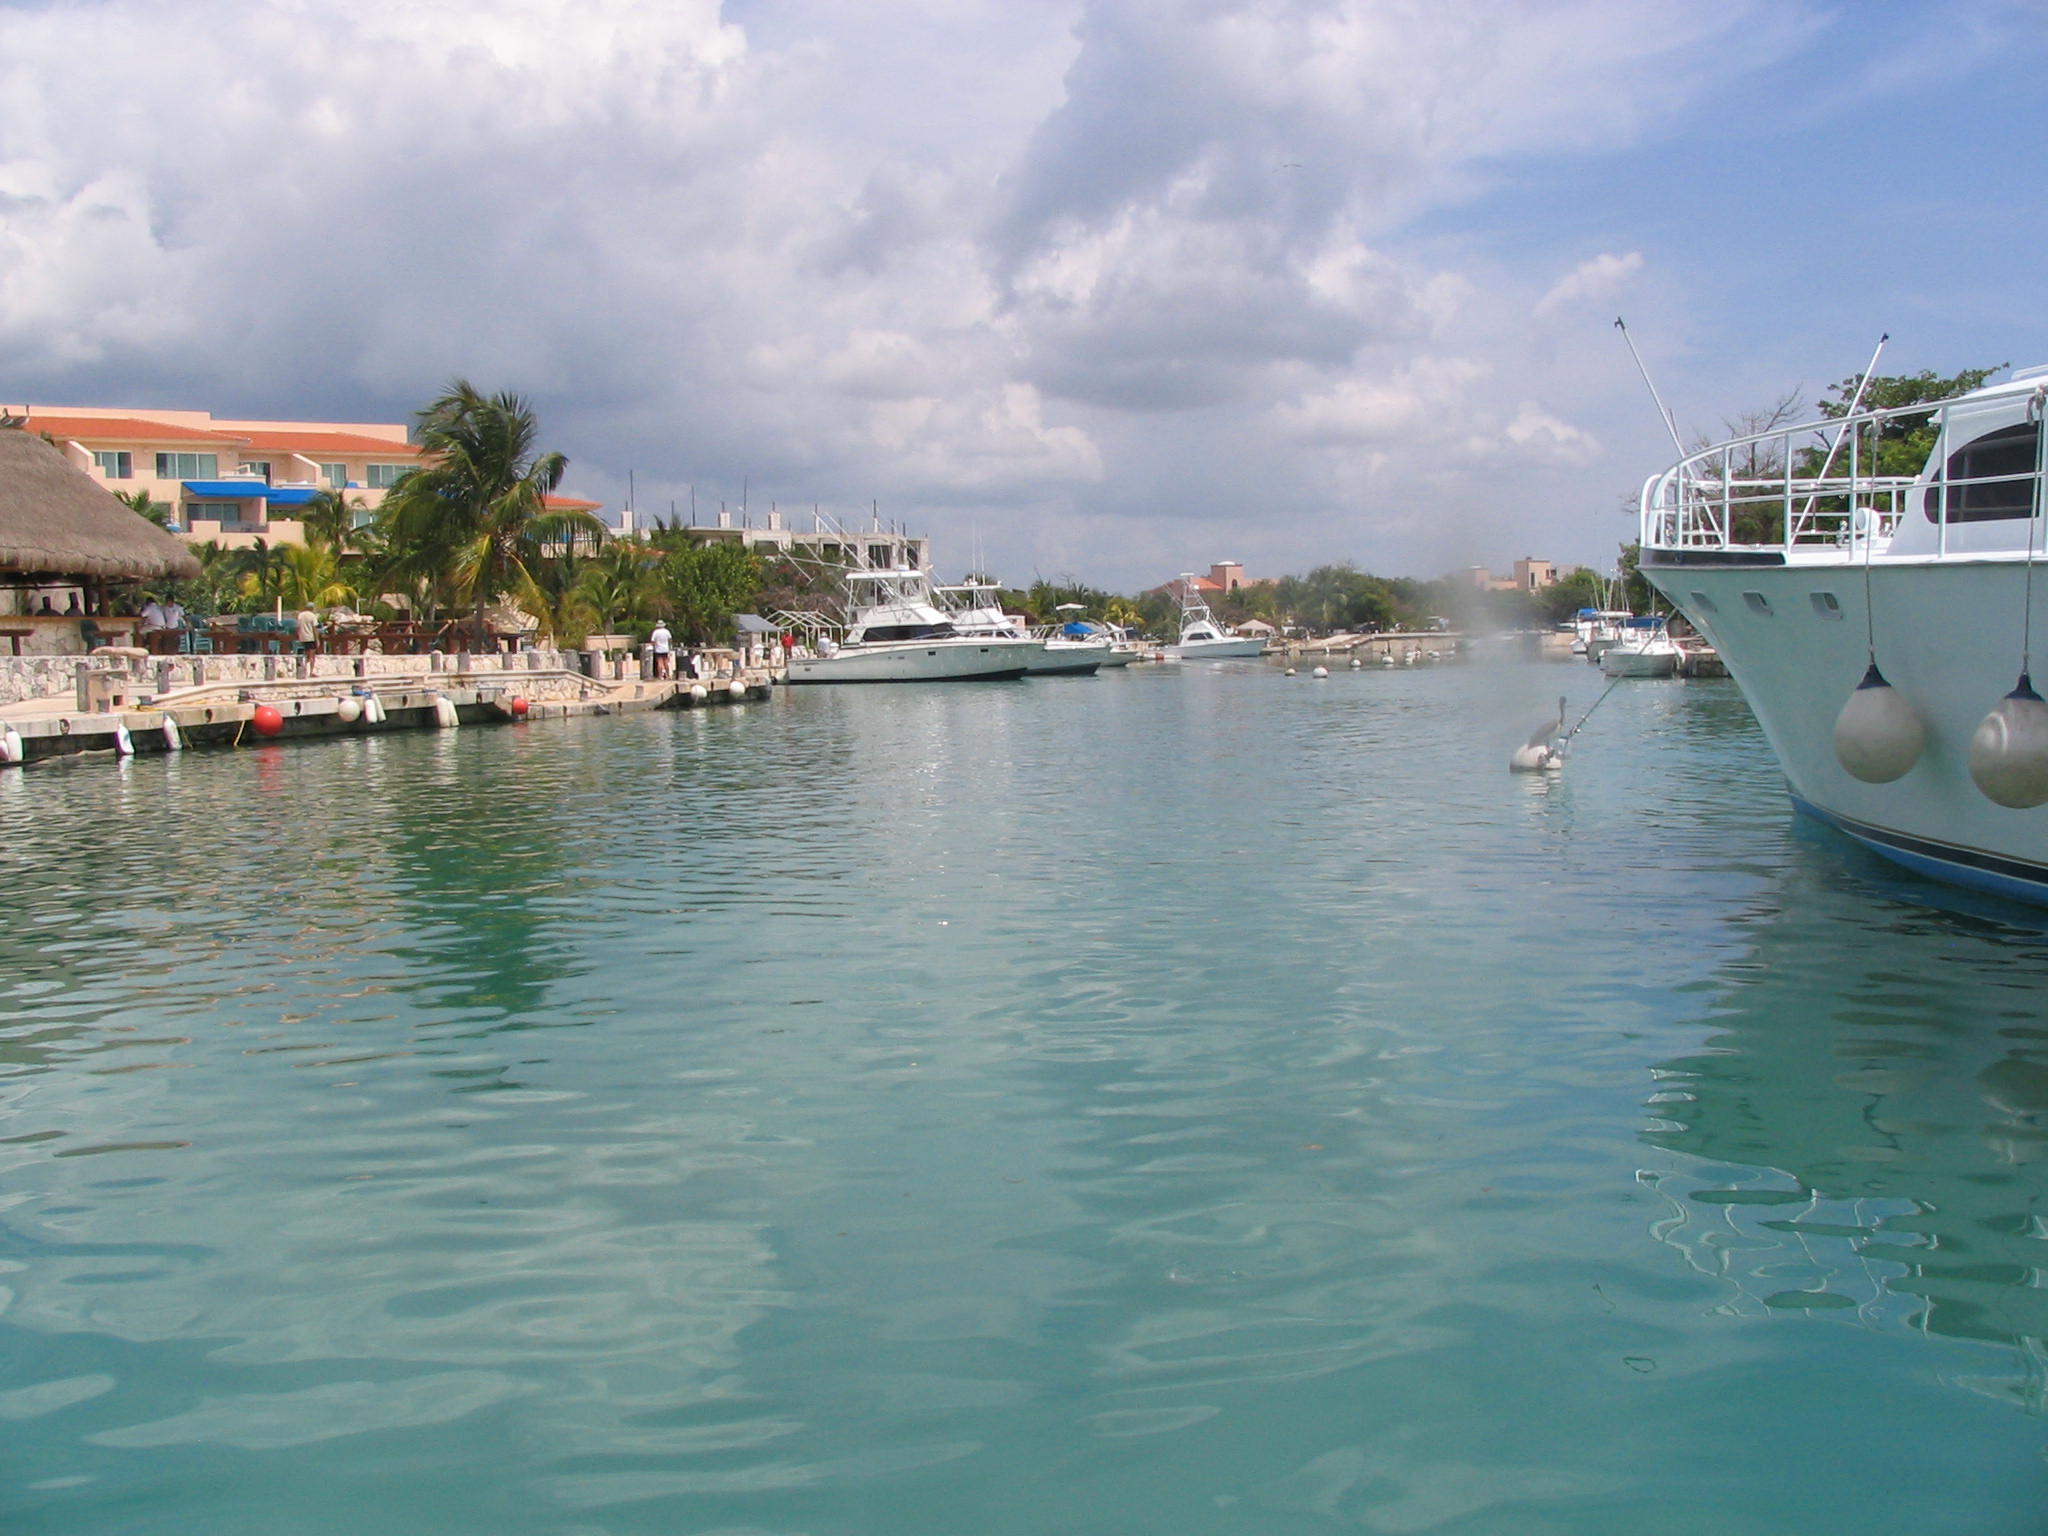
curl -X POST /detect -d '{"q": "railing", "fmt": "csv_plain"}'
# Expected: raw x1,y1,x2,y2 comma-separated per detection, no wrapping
1638,387,2048,555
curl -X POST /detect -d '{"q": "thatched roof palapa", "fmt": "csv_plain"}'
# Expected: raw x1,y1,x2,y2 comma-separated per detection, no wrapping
0,425,201,582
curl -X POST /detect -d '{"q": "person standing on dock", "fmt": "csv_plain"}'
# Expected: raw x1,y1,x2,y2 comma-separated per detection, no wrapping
650,620,674,679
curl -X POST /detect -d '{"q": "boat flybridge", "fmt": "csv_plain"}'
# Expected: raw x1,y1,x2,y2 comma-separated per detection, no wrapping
784,568,1040,684
1165,575,1266,659
1637,362,2048,903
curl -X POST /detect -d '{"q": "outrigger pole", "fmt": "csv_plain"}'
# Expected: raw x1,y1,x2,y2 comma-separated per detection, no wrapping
1614,317,1686,458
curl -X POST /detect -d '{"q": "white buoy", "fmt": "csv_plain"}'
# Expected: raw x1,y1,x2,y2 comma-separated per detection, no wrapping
1509,695,1567,773
727,679,747,698
1350,658,1362,669
1970,673,2048,808
336,695,363,723
689,683,708,702
433,694,459,729
1284,667,1296,676
161,716,182,752
113,722,134,757
1312,665,1328,679
0,727,21,765
1833,662,1925,783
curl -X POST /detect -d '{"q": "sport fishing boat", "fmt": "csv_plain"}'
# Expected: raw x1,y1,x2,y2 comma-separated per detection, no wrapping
932,582,1102,675
1638,364,2048,903
1165,576,1266,659
786,569,1040,684
1572,606,1633,660
1051,604,1141,668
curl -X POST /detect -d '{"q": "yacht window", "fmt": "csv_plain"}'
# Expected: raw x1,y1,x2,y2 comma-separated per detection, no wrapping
1742,591,1772,615
1923,421,2041,523
862,622,953,642
1688,590,1717,613
1810,592,1842,618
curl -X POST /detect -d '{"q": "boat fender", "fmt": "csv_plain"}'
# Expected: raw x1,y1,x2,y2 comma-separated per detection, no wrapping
1832,663,1924,783
252,705,285,738
689,684,708,702
1509,743,1562,772
0,727,20,765
433,694,459,729
1284,667,1296,676
727,679,747,698
161,716,182,752
1969,672,2048,808
365,694,386,725
113,722,134,757
1312,666,1328,679
337,695,363,723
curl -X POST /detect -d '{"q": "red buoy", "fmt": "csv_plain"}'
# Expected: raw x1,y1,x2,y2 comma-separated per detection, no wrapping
251,704,285,737
509,696,530,718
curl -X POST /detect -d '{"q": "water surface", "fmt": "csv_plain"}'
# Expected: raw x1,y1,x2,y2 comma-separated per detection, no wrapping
4,659,2045,1534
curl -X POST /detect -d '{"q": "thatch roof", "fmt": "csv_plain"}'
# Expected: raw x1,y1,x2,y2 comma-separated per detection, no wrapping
0,425,202,582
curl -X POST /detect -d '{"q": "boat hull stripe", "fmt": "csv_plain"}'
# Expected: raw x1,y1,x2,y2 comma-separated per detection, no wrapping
1791,793,2048,900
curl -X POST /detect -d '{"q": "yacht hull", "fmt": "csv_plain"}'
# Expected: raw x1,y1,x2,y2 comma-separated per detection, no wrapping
1642,555,2048,900
1167,637,1267,660
786,638,1038,684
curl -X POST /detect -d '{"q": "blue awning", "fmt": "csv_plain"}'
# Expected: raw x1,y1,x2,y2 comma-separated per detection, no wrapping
261,486,322,506
182,480,268,498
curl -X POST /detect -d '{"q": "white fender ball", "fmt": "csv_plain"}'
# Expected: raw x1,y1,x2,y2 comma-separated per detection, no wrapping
336,695,363,723
1833,663,1925,784
1970,673,2048,809
689,684,708,702
727,679,747,698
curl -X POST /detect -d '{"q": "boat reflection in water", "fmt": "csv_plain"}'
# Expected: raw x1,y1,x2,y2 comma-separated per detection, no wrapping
1640,860,2048,1407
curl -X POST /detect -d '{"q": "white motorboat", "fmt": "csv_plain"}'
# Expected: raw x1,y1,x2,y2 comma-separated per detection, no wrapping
1638,362,2048,904
1598,615,1680,678
932,582,1101,675
1165,576,1266,659
785,569,1040,684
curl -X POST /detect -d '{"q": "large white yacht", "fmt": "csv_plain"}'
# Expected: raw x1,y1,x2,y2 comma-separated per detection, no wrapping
1638,365,2048,903
785,569,1040,684
1165,575,1266,659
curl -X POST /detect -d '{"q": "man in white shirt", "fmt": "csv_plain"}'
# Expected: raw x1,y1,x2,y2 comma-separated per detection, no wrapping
140,594,184,652
650,620,674,678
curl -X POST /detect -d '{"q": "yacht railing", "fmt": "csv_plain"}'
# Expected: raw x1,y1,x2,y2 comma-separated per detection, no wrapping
1638,388,2048,556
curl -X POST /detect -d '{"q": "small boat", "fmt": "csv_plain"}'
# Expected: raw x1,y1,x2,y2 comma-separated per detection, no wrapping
1598,615,1680,678
1165,576,1266,659
1573,606,1633,660
1638,360,2048,904
785,569,1040,684
1052,604,1141,668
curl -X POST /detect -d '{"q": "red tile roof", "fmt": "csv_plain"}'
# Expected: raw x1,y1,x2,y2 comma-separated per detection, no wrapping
230,429,420,457
25,413,241,445
545,494,602,510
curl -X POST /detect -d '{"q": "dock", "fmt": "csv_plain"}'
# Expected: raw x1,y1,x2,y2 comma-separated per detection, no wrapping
0,647,776,769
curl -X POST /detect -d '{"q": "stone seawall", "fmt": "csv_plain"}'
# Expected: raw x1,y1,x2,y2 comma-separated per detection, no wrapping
0,648,608,708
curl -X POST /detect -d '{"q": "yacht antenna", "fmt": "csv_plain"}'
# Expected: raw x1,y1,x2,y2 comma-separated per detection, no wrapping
1805,334,1890,503
1614,317,1686,458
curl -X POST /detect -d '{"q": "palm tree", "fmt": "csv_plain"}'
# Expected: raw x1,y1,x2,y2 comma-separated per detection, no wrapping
378,380,605,649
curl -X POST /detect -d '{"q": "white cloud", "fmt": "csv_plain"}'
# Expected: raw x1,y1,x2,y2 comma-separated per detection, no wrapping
0,0,1845,584
1534,252,1645,322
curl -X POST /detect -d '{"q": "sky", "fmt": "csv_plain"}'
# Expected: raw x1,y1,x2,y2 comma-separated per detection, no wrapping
5,0,2047,591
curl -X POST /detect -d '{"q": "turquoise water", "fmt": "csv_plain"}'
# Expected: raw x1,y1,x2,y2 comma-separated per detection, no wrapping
3,659,2046,1535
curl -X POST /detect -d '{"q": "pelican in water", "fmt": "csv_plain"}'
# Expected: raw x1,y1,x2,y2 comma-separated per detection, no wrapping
1509,696,1567,772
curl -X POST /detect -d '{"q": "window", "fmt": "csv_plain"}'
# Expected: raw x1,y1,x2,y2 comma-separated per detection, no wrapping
366,463,410,489
1688,590,1718,613
155,451,219,480
1811,592,1843,618
319,462,349,488
92,450,132,479
1923,422,2041,523
239,461,272,483
1743,591,1773,615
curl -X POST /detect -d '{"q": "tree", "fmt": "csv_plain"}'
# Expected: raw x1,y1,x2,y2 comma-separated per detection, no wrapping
116,486,171,527
378,381,605,649
1804,364,2008,481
